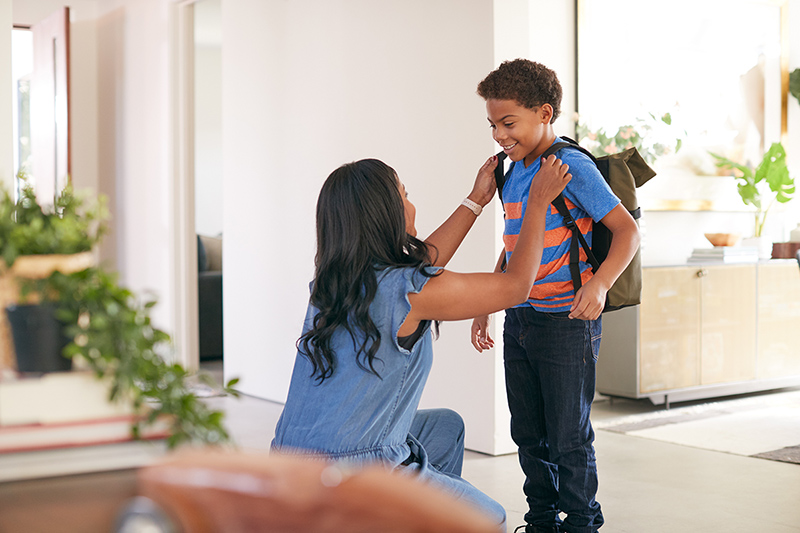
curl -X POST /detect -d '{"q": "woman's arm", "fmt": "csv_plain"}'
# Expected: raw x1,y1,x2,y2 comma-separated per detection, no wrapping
568,204,640,320
470,248,506,352
404,156,571,326
424,157,498,268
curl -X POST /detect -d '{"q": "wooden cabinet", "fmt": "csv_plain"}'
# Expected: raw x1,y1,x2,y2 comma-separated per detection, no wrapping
638,266,700,393
699,265,756,384
597,261,799,406
757,262,800,379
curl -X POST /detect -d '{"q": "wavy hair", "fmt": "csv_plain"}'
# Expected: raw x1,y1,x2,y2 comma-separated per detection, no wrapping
299,159,437,383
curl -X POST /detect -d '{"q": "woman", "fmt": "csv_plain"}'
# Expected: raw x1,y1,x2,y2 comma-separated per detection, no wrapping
271,155,570,529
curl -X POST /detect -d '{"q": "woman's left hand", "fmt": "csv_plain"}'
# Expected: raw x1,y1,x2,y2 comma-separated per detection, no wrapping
467,156,498,207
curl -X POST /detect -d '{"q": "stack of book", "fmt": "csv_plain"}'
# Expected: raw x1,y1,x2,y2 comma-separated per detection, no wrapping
687,246,760,264
0,371,168,482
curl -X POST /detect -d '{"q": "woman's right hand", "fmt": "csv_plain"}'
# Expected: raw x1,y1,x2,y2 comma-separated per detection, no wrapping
467,155,499,207
528,154,571,206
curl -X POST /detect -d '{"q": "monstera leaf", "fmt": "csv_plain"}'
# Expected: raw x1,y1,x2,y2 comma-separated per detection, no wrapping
710,143,795,237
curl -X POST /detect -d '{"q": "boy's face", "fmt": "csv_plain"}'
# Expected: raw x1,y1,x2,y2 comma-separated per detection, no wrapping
486,99,553,167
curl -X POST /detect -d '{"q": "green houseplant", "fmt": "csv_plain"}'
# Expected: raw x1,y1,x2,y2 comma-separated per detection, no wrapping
790,68,800,106
0,176,107,266
575,112,683,164
1,181,239,448
0,179,106,371
29,268,240,447
709,142,795,238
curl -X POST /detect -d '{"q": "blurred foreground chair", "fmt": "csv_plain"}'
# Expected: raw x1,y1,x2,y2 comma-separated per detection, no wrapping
115,449,499,533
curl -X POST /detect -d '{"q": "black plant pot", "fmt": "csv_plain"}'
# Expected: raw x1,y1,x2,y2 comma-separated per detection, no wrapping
6,304,72,373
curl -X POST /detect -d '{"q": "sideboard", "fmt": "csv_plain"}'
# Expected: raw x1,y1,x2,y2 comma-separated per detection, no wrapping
596,260,800,408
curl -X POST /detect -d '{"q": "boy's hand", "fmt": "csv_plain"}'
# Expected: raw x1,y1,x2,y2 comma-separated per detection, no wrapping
467,156,499,207
528,155,571,206
470,315,494,352
569,277,608,320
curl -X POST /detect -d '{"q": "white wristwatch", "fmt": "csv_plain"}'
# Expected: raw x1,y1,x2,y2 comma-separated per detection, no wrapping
461,198,483,216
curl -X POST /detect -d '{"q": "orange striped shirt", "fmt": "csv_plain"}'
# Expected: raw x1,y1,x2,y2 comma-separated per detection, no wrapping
500,139,619,312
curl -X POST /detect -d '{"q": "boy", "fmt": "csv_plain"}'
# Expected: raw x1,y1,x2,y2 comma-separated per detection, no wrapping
471,60,640,533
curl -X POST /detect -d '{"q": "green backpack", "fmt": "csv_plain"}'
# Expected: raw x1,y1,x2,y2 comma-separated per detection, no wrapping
494,136,656,312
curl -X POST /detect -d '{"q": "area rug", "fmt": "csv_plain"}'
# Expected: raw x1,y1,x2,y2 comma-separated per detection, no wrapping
594,389,800,465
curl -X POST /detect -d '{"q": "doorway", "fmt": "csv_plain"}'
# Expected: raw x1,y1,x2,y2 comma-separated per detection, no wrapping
173,0,223,381
193,0,223,378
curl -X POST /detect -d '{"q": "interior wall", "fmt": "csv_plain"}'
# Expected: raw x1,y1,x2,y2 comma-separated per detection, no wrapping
193,0,222,238
0,0,11,186
93,0,176,332
480,0,580,454
222,0,512,453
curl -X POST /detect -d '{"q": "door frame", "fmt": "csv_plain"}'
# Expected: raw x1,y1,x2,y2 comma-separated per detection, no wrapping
170,0,199,370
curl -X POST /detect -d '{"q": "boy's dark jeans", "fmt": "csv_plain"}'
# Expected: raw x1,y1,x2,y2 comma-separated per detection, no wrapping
503,307,604,533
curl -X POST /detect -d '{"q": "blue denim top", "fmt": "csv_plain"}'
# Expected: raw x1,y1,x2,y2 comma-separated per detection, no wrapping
271,265,439,466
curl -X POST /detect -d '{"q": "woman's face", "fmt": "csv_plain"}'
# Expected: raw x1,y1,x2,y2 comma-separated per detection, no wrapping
397,179,417,237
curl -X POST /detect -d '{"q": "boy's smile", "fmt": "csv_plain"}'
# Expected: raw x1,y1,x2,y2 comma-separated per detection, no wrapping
486,99,555,168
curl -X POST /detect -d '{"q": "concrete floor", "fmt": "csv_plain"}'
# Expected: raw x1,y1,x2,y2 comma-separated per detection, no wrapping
468,397,800,533
201,362,800,533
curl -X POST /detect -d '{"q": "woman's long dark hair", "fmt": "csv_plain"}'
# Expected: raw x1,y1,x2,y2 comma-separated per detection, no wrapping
298,159,437,383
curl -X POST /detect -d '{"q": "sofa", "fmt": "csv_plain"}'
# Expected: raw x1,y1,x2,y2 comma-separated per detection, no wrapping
197,234,223,361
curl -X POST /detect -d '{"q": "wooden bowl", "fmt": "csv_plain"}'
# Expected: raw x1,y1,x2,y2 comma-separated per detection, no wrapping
704,233,740,247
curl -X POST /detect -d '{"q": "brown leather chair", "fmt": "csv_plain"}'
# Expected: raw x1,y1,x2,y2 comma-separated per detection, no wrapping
116,449,499,533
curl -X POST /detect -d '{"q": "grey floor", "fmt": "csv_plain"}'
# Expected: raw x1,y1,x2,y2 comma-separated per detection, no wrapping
201,361,800,533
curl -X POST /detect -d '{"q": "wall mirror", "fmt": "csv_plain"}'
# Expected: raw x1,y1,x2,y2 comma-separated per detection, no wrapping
576,0,788,211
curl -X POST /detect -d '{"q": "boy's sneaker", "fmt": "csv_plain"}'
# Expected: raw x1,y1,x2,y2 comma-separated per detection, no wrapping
514,525,559,533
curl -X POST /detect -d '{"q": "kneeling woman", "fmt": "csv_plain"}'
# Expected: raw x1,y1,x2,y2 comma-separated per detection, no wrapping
272,156,570,530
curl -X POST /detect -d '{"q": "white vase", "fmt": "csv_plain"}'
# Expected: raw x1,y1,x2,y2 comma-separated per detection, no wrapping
741,236,772,260
790,224,800,242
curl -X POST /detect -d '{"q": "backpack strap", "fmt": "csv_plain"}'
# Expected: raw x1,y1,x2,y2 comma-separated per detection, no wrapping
542,140,601,294
493,151,508,203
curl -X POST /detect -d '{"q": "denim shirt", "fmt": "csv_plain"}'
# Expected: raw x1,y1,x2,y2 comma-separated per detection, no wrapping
271,265,439,467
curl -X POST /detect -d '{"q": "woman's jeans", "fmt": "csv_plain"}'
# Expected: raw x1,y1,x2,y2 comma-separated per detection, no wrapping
401,409,507,532
503,308,604,533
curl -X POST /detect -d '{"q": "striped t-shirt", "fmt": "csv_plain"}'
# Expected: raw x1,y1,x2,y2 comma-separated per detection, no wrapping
502,137,620,312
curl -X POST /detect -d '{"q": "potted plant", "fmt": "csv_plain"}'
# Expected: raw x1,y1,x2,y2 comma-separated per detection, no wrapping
709,142,795,256
1,180,239,448
30,267,240,447
575,112,683,164
0,179,106,371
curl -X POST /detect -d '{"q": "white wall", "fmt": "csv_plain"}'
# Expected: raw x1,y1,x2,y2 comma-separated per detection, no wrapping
0,0,11,186
194,0,222,238
222,0,518,454
92,0,176,331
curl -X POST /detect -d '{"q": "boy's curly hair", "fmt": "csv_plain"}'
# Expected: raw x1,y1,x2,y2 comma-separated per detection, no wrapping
477,59,562,124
